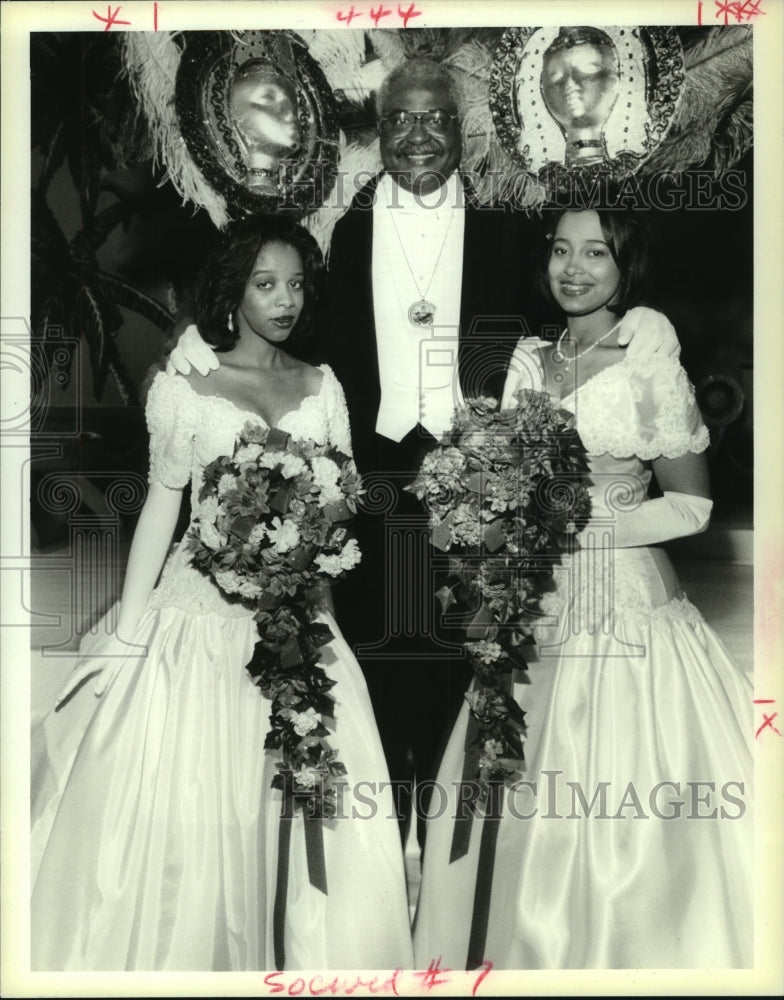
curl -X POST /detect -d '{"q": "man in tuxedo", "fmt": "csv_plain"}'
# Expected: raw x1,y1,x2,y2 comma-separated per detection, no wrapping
320,59,546,847
170,57,677,847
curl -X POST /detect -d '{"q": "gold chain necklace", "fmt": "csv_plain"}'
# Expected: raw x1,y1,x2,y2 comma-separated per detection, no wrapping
388,207,455,328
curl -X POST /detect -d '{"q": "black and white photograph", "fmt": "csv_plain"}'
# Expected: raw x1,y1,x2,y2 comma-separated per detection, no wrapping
1,0,782,995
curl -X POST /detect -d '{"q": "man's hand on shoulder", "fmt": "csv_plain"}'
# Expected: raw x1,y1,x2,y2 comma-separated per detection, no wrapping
167,323,219,376
617,306,680,360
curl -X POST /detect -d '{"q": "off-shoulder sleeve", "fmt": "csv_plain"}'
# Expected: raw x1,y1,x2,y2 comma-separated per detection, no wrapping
145,372,197,489
580,355,709,460
627,355,709,459
501,337,549,408
320,365,354,457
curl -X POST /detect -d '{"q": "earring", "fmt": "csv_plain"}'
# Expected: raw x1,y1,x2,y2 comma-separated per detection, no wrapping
227,313,234,332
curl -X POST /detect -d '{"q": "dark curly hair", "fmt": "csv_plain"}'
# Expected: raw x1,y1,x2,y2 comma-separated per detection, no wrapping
537,208,651,316
194,214,325,351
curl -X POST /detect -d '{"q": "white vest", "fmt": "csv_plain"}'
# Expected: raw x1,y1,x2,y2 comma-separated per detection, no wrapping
371,172,466,441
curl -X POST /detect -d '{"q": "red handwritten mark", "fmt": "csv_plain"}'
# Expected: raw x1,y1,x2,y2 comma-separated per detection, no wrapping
92,4,131,30
398,2,423,28
754,699,782,739
262,970,403,996
714,0,765,23
370,4,393,26
154,1,158,30
472,960,493,996
756,712,782,739
414,957,451,990
337,5,363,23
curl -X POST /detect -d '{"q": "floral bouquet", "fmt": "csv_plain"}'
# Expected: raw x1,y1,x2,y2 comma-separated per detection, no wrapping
187,421,363,824
408,389,591,800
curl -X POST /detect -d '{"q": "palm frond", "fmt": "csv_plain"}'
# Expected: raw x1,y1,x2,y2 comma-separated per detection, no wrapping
98,274,176,332
80,201,137,257
103,336,140,407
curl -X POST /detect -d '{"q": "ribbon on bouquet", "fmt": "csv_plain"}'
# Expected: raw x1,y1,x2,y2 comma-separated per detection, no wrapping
272,773,328,971
449,716,507,971
465,780,504,971
449,627,516,971
449,711,482,863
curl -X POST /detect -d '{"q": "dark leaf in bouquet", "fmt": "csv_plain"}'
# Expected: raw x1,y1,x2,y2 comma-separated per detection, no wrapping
503,729,526,760
278,691,307,712
472,661,501,687
303,665,337,693
186,534,210,562
432,513,456,552
436,584,459,614
247,641,275,678
465,470,485,494
448,555,467,576
269,484,292,515
483,518,507,553
216,548,241,568
265,428,291,452
329,761,348,778
505,641,530,670
310,699,336,722
466,601,495,639
256,590,280,613
229,515,257,543
265,730,286,753
330,448,350,467
280,635,304,669
199,457,234,495
286,544,315,572
307,622,334,647
504,696,526,728
322,499,352,523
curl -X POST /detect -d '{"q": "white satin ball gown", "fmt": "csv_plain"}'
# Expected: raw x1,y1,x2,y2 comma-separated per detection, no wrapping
31,367,413,971
413,340,753,969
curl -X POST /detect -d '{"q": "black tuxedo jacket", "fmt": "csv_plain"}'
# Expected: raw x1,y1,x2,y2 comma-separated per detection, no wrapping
318,173,548,476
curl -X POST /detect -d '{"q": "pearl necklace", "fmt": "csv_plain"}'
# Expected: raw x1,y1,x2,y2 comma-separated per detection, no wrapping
556,319,623,371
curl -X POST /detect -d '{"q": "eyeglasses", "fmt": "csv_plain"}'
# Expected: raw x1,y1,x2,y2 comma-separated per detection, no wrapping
378,110,458,133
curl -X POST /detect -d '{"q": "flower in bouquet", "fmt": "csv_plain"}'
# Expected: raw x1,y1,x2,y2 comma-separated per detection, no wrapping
267,516,300,554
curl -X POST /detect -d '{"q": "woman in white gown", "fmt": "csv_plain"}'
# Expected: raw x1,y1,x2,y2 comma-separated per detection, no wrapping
31,215,413,971
413,209,753,969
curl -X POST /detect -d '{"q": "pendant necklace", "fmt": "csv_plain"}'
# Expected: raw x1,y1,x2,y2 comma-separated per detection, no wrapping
556,318,623,372
389,208,455,328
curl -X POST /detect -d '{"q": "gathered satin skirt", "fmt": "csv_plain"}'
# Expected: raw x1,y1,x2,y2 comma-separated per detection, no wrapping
31,556,413,971
413,546,753,969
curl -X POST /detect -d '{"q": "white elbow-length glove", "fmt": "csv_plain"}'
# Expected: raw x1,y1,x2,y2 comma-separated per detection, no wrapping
579,490,713,549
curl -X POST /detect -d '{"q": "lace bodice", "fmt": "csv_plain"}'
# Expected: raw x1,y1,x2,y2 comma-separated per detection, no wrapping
144,366,354,618
146,365,353,490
